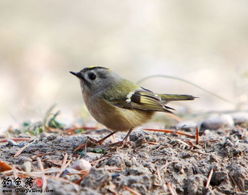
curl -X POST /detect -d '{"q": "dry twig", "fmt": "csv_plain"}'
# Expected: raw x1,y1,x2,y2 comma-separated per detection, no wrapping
144,128,195,138
56,153,71,177
206,168,214,188
195,127,199,145
123,186,141,195
64,126,98,135
14,139,36,157
37,157,47,192
155,166,167,192
0,138,31,143
166,182,178,195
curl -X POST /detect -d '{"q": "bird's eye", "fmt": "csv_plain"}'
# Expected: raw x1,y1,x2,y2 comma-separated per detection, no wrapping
88,72,96,80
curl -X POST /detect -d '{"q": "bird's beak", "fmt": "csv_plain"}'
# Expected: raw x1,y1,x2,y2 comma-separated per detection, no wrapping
70,71,89,85
70,71,83,79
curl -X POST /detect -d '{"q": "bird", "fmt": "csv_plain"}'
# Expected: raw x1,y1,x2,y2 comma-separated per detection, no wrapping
70,66,196,149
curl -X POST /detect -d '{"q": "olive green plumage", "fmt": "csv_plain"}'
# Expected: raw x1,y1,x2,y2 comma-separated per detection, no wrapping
70,66,196,132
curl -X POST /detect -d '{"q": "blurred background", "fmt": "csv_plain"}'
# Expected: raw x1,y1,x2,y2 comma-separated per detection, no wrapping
1,0,248,131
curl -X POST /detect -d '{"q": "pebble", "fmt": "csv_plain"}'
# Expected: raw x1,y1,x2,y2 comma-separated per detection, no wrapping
200,114,234,130
85,152,102,162
105,155,123,167
39,132,49,140
81,168,110,188
6,140,25,147
184,175,205,195
71,159,92,171
22,161,32,172
46,134,57,141
176,121,197,131
211,171,228,186
61,167,81,178
231,112,248,127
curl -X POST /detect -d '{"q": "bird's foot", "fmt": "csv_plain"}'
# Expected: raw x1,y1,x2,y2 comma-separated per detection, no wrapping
74,136,103,152
108,140,131,148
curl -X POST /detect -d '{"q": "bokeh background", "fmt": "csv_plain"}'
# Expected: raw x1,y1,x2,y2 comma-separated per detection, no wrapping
1,0,248,131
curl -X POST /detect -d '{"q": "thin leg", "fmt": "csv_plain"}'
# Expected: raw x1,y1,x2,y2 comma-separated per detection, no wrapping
109,128,134,147
97,131,116,144
74,131,116,152
122,128,134,142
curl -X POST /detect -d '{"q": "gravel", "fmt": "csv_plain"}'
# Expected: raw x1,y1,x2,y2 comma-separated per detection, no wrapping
0,115,248,194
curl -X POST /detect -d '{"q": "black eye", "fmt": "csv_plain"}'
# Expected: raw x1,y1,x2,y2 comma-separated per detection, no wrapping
88,72,96,80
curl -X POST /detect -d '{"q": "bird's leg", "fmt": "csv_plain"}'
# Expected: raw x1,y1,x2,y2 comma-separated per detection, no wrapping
95,131,116,145
109,128,134,147
74,131,116,152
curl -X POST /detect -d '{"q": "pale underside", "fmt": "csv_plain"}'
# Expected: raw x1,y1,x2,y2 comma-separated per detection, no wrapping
84,94,154,131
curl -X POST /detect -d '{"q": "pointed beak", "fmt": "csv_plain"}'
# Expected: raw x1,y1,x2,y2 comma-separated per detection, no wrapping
70,71,82,79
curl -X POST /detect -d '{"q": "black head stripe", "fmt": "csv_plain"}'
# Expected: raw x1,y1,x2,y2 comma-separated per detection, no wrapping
82,66,108,72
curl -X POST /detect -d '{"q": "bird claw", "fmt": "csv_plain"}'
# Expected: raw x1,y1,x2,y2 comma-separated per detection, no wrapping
108,140,131,148
73,136,102,152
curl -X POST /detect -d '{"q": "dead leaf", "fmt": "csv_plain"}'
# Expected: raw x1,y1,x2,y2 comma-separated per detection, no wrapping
0,160,12,172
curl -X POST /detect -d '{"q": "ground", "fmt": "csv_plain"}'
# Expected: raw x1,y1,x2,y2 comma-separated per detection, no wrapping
0,114,248,195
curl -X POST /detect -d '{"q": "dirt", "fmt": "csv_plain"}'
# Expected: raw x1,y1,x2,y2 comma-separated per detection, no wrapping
0,118,248,195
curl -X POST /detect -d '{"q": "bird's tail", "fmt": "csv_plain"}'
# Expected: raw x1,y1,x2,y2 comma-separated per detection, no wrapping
159,94,196,102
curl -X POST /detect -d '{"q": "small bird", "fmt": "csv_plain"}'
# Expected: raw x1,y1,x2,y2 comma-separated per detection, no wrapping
70,66,196,147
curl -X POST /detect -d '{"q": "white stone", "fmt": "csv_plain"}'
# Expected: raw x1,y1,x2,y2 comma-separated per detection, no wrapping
71,159,92,171
176,121,197,130
231,112,248,125
201,114,234,130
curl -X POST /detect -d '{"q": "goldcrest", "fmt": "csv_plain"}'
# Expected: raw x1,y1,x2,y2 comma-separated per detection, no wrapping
70,66,196,145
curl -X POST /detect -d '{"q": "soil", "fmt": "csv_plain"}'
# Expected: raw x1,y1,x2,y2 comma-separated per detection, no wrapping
0,117,248,195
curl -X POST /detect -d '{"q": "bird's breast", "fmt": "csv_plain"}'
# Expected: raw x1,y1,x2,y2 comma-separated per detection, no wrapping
83,94,154,131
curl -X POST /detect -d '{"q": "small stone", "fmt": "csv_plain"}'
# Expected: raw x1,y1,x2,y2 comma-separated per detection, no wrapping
46,134,57,141
106,154,123,167
129,130,146,142
6,140,25,147
210,171,228,186
124,159,132,167
176,121,197,131
81,168,110,189
71,159,91,171
85,152,102,162
227,164,246,191
7,139,18,146
64,173,81,182
231,112,248,127
209,154,219,163
125,166,149,176
22,161,32,172
184,175,205,195
39,132,49,140
200,114,234,130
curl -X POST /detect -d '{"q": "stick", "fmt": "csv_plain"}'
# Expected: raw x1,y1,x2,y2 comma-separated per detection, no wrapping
205,168,214,188
0,138,31,143
37,157,47,192
64,126,98,134
56,153,71,177
144,129,195,138
166,182,178,195
195,127,199,145
14,139,36,157
123,186,141,195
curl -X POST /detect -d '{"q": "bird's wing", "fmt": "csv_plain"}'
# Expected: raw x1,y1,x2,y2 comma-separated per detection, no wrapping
103,83,174,113
124,88,175,113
